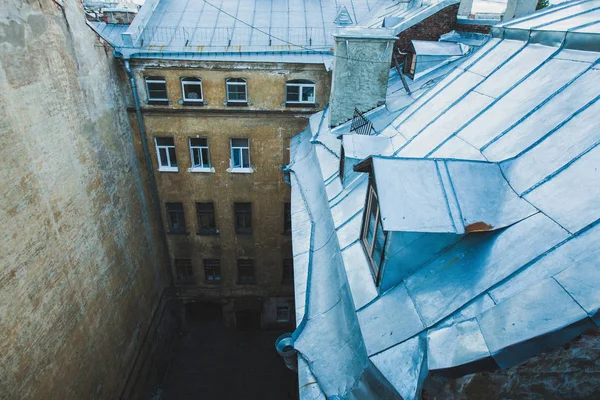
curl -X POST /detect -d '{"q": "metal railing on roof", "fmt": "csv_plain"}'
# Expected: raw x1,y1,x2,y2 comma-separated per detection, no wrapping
350,108,377,136
133,26,336,48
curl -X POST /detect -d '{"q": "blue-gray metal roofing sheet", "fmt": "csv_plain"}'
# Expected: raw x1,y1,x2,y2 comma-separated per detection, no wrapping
288,2,600,398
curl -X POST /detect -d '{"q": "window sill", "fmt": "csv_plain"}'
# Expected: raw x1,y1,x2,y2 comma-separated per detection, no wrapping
147,100,170,106
188,167,215,173
235,231,253,235
158,167,179,173
176,281,197,286
197,230,219,236
181,100,205,106
227,167,254,174
226,101,248,107
205,280,221,285
285,103,316,108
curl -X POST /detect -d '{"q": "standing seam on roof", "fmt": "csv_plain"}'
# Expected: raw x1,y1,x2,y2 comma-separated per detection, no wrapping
551,276,590,316
390,40,509,154
329,176,366,207
499,0,590,28
571,19,600,32
442,160,465,226
435,160,458,233
190,1,207,46
207,0,224,47
521,139,600,198
423,43,564,158
499,93,600,164
481,60,600,151
532,6,600,30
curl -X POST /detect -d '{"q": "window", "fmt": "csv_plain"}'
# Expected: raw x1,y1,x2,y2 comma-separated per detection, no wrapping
226,78,247,104
145,76,168,103
286,80,315,105
230,138,250,170
203,259,221,283
196,202,217,234
175,259,194,284
155,137,178,172
181,77,203,103
189,138,210,170
234,202,252,234
282,259,293,284
284,203,292,234
276,305,290,323
361,186,386,282
237,259,255,284
166,203,186,234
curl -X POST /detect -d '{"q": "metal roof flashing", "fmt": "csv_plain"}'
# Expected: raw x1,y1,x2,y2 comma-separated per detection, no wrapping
283,2,600,400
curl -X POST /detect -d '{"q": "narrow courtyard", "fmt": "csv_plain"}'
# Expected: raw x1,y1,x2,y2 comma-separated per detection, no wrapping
153,303,297,400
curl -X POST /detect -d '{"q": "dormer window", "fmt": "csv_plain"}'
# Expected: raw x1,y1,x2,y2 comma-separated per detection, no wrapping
361,185,386,283
286,80,315,105
181,77,203,103
226,78,247,105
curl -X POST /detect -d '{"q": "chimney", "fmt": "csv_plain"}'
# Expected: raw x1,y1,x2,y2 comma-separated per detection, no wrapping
329,28,397,128
503,0,538,22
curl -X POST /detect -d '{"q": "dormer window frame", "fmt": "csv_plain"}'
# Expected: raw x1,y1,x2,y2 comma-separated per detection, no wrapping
361,183,387,284
285,79,316,105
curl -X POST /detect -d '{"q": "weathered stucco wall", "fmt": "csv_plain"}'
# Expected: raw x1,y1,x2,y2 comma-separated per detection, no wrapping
132,61,331,112
1,0,171,398
127,60,329,327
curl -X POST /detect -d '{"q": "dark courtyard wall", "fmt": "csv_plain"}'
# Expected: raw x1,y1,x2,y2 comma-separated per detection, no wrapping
426,328,600,400
394,4,491,55
0,0,172,398
394,4,461,53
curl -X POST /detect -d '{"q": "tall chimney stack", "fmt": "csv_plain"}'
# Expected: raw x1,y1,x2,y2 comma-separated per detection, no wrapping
329,28,397,128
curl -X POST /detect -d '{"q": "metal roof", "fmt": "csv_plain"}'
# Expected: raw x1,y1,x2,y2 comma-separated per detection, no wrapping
288,1,600,399
87,0,458,62
411,39,467,55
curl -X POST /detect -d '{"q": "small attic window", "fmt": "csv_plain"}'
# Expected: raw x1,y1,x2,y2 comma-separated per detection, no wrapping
361,185,386,283
334,6,353,25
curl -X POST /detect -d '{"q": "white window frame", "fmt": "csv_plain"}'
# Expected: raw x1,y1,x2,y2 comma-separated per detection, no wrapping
154,137,178,172
189,137,211,172
145,77,168,102
285,81,316,104
226,78,247,103
229,138,252,173
276,305,290,323
181,78,203,103
361,185,386,282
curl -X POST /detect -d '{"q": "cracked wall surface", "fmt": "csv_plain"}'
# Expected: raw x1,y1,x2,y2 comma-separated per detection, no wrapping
0,0,171,398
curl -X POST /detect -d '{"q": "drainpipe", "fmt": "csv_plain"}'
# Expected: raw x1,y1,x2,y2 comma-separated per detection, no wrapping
123,58,174,289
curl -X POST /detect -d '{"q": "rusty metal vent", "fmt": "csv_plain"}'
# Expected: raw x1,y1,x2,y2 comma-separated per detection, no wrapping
350,108,376,135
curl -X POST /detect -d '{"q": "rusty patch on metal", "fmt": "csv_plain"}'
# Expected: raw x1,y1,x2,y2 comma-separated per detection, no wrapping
465,221,493,232
442,257,459,270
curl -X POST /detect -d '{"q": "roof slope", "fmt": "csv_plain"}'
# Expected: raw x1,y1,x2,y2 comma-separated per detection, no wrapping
88,0,458,62
288,1,600,399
